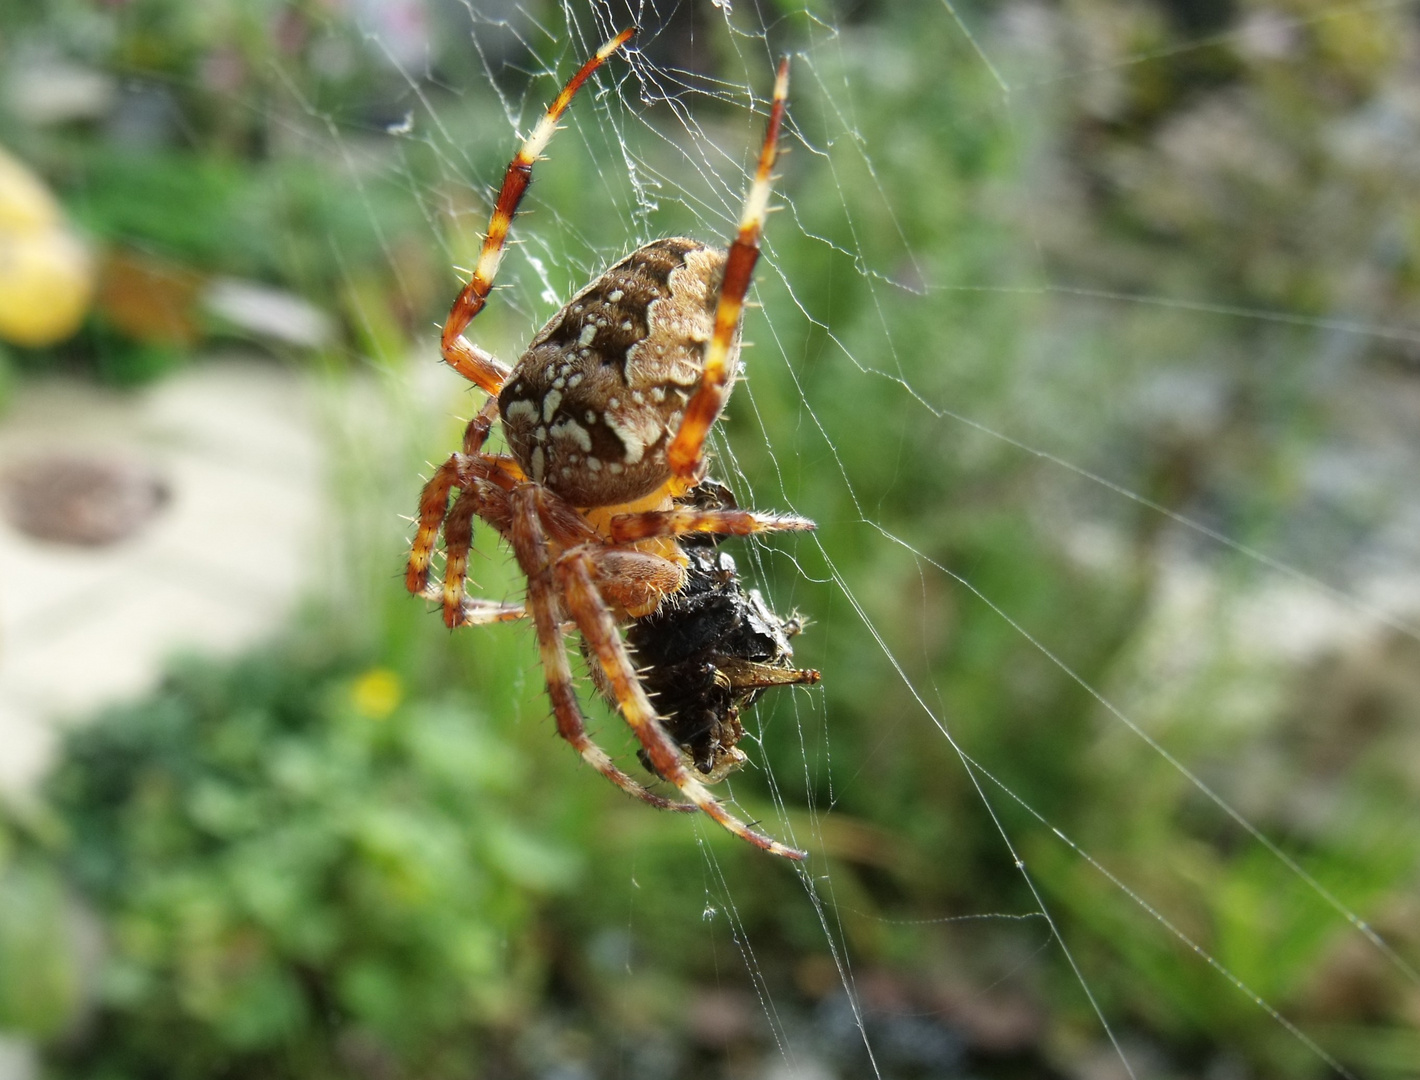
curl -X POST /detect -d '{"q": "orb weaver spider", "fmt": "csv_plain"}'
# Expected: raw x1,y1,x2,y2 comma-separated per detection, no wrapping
406,28,814,859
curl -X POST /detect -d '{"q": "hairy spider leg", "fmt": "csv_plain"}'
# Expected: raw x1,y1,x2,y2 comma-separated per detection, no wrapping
607,505,814,544
440,26,636,394
557,544,808,860
439,478,508,625
412,469,528,626
508,485,695,813
443,596,528,626
408,456,477,595
416,577,527,626
406,421,518,597
667,57,789,478
462,392,502,455
411,466,522,626
413,395,530,624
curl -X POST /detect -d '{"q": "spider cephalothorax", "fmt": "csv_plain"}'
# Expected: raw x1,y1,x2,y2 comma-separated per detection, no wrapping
406,29,814,859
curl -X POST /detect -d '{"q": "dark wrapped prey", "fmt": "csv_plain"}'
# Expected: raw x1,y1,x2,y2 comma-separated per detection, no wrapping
610,481,821,781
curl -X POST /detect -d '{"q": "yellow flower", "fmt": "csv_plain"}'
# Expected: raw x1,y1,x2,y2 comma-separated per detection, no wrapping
0,146,94,346
351,668,403,720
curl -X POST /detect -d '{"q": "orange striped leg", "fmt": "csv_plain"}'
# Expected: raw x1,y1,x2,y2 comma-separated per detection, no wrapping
442,339,511,397
422,397,509,615
407,454,474,595
462,394,501,455
440,26,636,392
416,574,525,626
557,546,807,860
436,478,513,626
508,486,693,813
438,484,476,622
667,58,789,477
407,443,525,597
416,592,526,626
609,506,814,544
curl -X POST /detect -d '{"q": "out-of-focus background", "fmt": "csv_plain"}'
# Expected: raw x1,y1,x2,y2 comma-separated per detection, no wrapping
1,1,1418,1078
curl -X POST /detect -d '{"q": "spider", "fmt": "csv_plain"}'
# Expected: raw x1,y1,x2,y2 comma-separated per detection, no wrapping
406,28,814,859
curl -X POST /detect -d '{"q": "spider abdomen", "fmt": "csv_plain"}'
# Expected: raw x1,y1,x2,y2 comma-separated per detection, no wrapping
498,237,741,507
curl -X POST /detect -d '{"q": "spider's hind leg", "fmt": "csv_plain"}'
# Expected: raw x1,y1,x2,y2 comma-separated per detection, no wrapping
508,485,694,814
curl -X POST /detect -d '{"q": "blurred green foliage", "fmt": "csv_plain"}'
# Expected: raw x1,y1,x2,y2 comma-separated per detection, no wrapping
37,639,577,1078
0,829,80,1038
1,0,1419,1078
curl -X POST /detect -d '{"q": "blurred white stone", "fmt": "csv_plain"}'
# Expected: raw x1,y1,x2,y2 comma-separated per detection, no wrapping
0,1037,36,1080
5,59,115,126
0,357,324,794
204,278,335,350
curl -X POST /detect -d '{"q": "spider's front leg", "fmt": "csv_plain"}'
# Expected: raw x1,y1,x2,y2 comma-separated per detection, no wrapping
608,505,815,544
508,485,694,814
556,543,808,861
666,58,789,478
438,27,635,392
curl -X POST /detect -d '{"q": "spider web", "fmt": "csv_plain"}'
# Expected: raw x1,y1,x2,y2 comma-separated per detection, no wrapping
286,0,1420,1075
